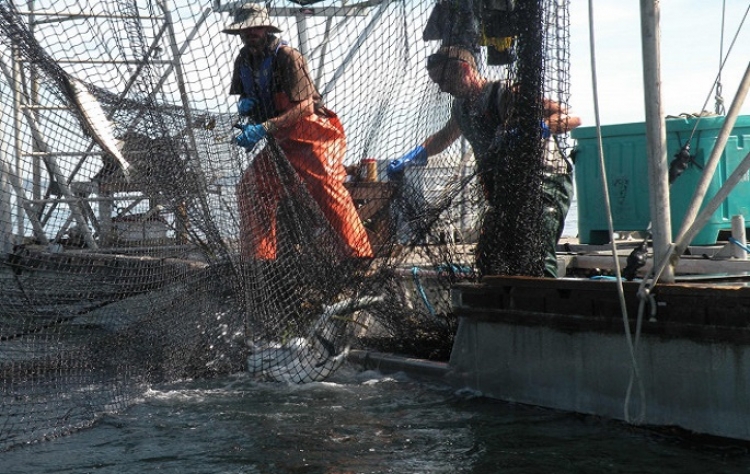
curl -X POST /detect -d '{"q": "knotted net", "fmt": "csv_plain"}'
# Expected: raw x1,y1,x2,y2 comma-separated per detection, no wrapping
0,0,571,449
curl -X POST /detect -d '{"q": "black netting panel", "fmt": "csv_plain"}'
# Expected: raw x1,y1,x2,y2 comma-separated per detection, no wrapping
0,0,572,450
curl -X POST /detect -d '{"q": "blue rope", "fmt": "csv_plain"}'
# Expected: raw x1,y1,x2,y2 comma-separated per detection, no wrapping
729,236,750,254
590,275,642,281
411,266,436,316
435,263,473,276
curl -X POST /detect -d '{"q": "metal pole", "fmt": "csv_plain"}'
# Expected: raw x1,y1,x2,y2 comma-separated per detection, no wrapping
731,215,747,260
12,44,24,239
127,8,211,129
28,0,40,204
677,149,750,255
159,0,199,151
639,0,673,282
321,0,391,98
0,137,13,255
0,59,96,248
296,12,310,58
314,16,334,90
159,1,209,243
673,61,750,255
0,156,49,245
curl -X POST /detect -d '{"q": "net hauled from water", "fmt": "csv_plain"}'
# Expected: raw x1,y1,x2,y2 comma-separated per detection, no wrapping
0,0,572,450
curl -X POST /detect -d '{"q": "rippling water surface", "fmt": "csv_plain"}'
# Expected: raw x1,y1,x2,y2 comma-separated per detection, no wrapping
2,365,749,474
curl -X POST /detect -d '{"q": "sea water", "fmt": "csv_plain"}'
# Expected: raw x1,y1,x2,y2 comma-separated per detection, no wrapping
563,197,578,238
2,365,749,474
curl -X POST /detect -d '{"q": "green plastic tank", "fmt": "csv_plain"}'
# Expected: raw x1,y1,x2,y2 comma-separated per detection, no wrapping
571,115,750,245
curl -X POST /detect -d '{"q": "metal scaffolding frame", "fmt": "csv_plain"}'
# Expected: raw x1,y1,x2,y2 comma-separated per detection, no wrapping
0,1,205,251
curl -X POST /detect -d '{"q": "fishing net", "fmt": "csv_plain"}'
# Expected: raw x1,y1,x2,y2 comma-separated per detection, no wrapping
0,0,572,450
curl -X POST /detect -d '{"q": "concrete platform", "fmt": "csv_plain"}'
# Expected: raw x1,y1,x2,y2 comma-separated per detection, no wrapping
446,276,750,441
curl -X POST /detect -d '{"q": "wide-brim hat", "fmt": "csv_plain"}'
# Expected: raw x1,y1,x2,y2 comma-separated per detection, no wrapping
223,3,282,34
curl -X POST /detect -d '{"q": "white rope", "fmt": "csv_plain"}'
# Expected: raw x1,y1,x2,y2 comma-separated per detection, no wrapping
687,2,749,144
586,0,645,424
715,0,727,115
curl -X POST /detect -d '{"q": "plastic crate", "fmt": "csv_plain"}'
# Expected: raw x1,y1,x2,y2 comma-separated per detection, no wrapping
571,115,750,245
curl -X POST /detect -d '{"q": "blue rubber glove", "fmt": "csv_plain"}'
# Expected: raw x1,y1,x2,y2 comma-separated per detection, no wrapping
387,145,428,179
237,97,257,116
235,123,267,150
540,120,551,139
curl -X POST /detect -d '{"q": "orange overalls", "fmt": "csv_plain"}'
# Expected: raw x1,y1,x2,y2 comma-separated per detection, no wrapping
233,39,372,261
236,104,373,261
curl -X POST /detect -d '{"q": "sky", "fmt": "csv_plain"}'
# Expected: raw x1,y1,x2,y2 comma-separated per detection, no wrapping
567,0,750,127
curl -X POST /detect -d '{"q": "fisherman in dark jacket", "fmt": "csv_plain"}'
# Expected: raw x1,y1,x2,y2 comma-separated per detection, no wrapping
389,46,581,277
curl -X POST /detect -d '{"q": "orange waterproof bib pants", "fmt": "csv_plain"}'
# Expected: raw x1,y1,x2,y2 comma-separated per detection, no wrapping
237,111,373,260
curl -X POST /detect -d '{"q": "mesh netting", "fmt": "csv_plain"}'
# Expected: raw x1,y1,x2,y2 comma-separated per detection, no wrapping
0,0,572,450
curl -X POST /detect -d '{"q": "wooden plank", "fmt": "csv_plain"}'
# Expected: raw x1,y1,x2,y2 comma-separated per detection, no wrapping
455,275,750,332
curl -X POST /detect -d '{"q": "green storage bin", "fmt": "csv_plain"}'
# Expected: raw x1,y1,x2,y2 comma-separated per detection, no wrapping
571,115,750,245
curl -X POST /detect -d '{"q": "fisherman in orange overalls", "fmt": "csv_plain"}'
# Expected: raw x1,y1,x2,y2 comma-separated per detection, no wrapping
224,4,372,261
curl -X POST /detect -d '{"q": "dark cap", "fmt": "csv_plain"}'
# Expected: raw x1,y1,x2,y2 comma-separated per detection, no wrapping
426,46,476,70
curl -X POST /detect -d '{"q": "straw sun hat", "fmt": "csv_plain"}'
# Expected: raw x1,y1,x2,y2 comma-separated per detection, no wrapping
222,3,282,34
